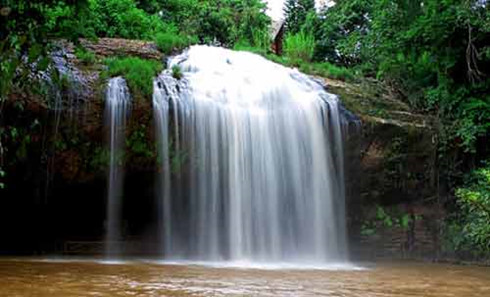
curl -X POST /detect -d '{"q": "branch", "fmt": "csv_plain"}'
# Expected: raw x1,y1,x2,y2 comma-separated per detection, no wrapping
466,24,484,83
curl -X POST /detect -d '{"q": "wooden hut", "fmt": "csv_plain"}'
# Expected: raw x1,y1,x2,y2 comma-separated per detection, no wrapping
271,20,286,55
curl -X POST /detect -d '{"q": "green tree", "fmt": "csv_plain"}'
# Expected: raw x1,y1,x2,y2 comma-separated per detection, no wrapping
317,0,373,65
148,0,270,46
317,0,490,153
0,1,89,191
454,165,490,253
284,0,316,34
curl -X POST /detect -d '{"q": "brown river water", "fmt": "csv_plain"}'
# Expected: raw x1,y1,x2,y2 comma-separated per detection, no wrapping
0,258,489,296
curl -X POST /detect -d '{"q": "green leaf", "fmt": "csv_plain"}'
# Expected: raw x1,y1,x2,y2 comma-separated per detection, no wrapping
400,214,411,229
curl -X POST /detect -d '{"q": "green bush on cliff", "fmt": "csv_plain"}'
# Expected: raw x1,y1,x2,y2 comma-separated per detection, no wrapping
453,165,490,253
75,47,96,65
126,124,154,159
104,57,162,99
171,65,183,80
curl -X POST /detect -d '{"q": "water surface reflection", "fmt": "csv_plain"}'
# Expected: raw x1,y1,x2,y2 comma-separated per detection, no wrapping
0,258,489,296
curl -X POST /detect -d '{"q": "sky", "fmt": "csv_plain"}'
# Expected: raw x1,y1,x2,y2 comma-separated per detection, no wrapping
263,0,335,21
263,0,286,20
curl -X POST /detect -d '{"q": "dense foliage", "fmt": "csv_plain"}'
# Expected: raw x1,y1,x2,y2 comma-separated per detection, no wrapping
446,165,490,253
315,0,490,154
1,1,91,191
43,0,270,46
284,0,316,34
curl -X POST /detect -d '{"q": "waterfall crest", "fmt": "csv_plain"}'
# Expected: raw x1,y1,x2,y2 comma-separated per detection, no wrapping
154,46,347,264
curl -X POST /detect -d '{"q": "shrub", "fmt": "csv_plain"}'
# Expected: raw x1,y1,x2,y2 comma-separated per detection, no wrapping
75,47,96,65
154,27,197,54
105,57,162,98
284,31,315,64
171,65,183,80
454,165,490,253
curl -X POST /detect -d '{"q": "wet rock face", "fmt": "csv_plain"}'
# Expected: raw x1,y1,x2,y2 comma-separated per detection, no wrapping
324,77,440,260
345,108,439,261
360,122,437,205
3,38,161,196
325,77,438,212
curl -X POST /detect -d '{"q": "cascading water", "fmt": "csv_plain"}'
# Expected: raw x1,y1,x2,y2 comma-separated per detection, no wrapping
105,77,131,257
153,75,174,256
42,49,89,202
154,46,348,265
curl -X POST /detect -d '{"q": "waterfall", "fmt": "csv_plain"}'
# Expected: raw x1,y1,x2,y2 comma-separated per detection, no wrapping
105,77,131,257
153,75,175,256
154,45,348,264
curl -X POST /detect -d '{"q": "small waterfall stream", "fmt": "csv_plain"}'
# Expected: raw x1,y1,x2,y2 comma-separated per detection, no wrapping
105,77,131,257
153,75,174,256
154,46,348,264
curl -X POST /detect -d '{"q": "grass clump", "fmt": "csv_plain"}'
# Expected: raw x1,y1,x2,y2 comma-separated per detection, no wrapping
105,57,162,98
154,26,197,54
298,62,356,82
233,42,268,56
171,65,183,80
75,46,96,65
284,31,315,63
